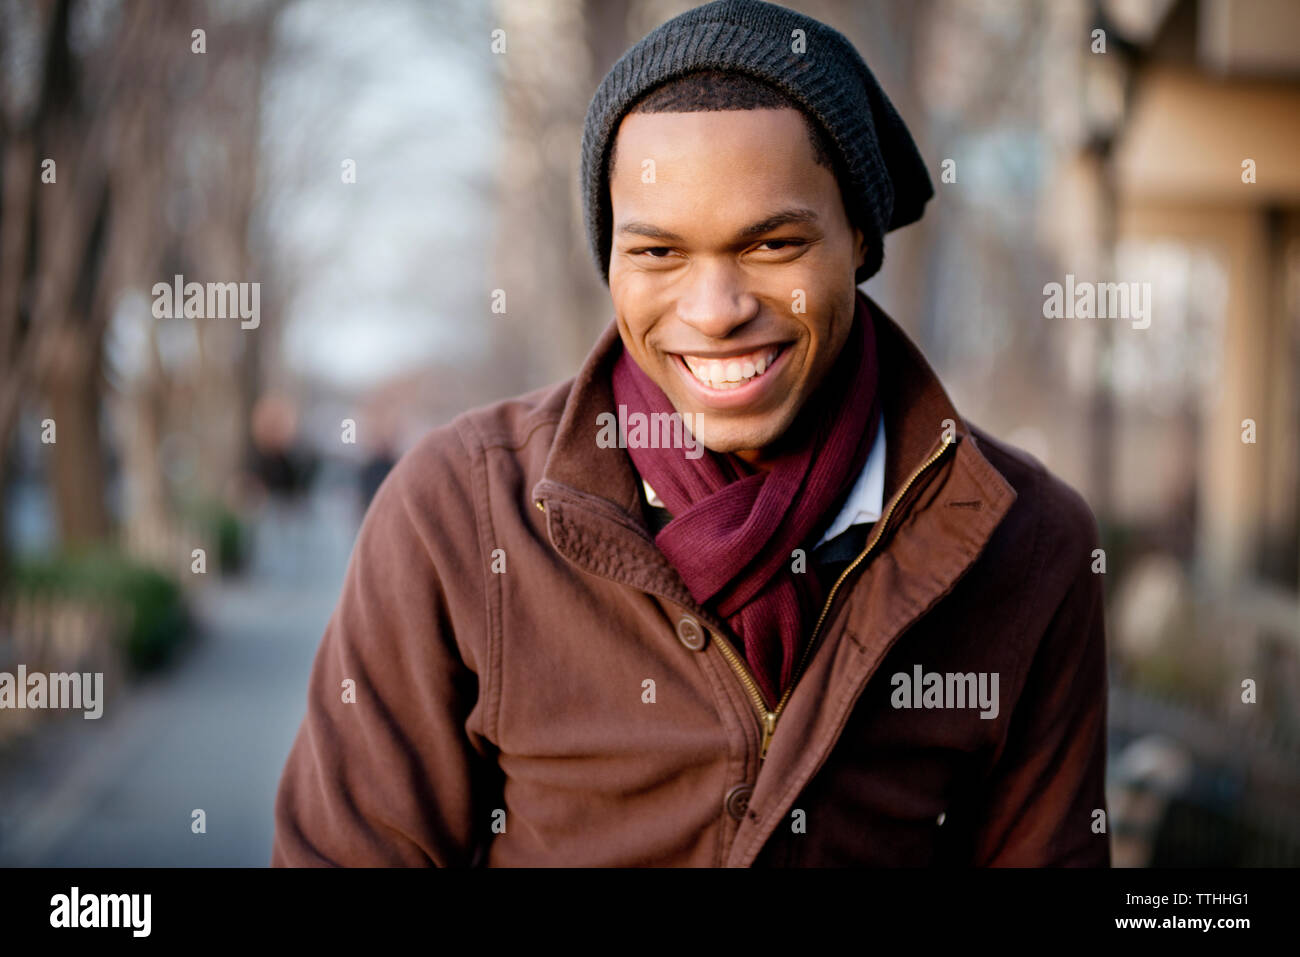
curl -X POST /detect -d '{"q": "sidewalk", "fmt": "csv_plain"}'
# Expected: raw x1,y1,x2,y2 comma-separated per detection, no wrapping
0,493,355,866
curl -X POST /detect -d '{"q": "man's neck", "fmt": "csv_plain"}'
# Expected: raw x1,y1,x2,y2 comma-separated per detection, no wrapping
733,448,774,473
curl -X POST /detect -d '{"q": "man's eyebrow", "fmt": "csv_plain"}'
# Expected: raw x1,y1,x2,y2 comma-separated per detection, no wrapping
615,206,820,243
735,206,820,239
616,221,686,242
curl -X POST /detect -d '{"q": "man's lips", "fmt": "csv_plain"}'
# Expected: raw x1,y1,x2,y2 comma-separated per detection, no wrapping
667,342,793,409
671,343,788,389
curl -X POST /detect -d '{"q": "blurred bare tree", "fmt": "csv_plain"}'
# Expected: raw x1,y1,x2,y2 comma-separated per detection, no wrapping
0,0,278,569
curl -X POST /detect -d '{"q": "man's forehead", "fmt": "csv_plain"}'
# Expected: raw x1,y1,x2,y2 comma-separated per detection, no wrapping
616,206,821,243
609,110,833,229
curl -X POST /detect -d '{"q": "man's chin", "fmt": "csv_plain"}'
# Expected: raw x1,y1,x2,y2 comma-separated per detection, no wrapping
657,389,795,454
690,418,788,457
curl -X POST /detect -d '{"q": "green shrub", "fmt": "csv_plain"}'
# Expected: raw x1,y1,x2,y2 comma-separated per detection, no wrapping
180,500,247,575
5,548,190,672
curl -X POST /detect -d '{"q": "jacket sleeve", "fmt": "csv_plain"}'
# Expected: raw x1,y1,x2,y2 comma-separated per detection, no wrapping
271,432,496,866
967,487,1111,867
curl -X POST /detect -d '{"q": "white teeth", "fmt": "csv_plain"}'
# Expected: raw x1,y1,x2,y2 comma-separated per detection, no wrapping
682,346,780,388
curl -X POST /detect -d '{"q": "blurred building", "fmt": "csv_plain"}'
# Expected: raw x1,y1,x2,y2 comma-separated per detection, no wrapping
1050,0,1300,864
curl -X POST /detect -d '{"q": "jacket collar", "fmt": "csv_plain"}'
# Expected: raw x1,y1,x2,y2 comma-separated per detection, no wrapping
532,314,644,518
530,292,1015,615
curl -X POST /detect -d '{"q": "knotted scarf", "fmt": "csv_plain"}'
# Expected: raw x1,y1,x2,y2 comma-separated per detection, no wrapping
611,291,882,705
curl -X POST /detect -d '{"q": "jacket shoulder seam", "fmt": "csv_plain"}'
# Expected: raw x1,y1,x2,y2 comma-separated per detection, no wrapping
453,413,504,745
460,379,572,451
478,414,563,454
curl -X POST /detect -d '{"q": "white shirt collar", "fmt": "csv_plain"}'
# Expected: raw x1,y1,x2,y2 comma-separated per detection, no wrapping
815,418,885,546
642,479,666,509
640,420,886,547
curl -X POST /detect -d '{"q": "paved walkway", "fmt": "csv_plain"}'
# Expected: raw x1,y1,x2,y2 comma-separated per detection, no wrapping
0,491,356,866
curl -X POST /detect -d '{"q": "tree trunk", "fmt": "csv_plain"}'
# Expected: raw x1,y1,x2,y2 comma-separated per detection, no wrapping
43,324,109,546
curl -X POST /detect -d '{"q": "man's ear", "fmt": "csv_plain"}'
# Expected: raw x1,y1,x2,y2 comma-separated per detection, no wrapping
853,224,868,271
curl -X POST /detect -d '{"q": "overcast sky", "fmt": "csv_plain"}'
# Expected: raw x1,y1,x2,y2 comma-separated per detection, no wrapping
259,0,501,392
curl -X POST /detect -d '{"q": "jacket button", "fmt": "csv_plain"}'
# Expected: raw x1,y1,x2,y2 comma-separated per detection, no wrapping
725,784,753,821
675,615,706,651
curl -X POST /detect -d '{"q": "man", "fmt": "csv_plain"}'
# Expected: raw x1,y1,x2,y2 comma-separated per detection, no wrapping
272,0,1110,867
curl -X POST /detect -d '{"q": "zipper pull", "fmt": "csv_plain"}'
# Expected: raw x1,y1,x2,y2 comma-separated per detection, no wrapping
759,711,777,760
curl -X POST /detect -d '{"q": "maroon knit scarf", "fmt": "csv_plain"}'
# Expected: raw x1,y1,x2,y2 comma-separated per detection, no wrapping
611,291,882,705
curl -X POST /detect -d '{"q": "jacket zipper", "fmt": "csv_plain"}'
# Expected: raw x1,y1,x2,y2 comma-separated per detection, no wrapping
707,432,957,762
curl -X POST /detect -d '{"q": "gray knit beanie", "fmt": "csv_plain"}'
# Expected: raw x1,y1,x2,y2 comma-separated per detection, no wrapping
580,0,933,287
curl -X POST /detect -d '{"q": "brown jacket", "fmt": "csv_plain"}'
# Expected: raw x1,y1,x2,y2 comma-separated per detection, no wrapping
271,296,1111,867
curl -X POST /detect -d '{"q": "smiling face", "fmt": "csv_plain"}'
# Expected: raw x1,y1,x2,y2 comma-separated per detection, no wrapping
607,107,866,468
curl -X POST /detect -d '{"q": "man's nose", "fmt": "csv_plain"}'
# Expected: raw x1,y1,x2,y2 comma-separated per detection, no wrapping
674,260,758,340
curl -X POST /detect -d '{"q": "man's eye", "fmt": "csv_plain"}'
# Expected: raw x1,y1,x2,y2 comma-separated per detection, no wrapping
630,240,806,259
